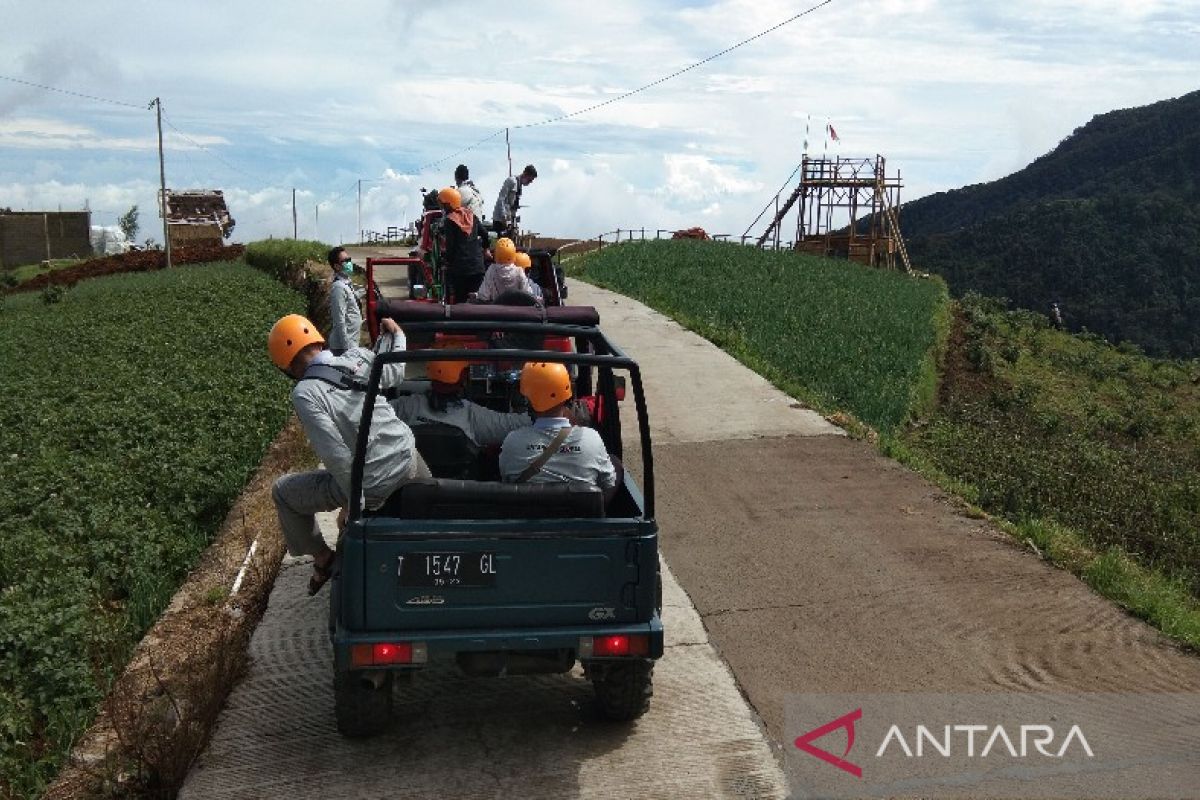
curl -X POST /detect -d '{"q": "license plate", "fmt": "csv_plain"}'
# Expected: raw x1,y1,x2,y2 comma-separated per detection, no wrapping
398,552,497,588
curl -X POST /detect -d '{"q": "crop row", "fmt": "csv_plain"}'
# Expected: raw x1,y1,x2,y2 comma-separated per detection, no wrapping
571,239,949,432
0,261,303,798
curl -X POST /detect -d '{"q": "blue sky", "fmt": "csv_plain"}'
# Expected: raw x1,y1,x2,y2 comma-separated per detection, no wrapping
1,0,1197,245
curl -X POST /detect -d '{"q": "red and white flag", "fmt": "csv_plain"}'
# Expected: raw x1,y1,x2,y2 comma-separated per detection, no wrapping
827,123,840,142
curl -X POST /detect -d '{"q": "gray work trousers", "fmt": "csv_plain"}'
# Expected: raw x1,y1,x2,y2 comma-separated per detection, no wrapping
271,454,430,557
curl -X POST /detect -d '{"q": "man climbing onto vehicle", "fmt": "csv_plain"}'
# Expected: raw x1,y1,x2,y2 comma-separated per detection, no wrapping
327,246,364,354
439,186,488,303
268,313,428,595
499,361,618,501
491,164,537,235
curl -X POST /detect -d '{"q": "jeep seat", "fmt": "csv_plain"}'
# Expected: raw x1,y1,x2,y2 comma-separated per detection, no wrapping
370,478,605,520
410,422,480,480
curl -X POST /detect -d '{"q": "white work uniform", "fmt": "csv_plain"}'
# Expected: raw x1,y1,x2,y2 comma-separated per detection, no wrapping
328,273,363,354
391,393,529,447
476,262,536,303
272,332,424,557
457,179,486,219
499,417,617,490
492,175,520,225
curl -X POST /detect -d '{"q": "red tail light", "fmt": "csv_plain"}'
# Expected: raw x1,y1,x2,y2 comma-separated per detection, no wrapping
351,641,427,667
544,336,574,353
587,634,649,657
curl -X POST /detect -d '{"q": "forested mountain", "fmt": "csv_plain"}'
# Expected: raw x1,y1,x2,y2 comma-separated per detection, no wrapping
902,90,1200,357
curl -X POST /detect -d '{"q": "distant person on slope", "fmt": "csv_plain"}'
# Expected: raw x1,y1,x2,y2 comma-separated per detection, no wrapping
454,164,486,220
1050,302,1065,331
327,247,364,354
491,164,537,235
268,314,426,595
439,186,488,303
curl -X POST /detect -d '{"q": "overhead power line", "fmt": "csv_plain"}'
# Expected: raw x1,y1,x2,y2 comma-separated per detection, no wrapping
0,73,146,110
515,0,836,130
419,0,836,170
160,110,279,188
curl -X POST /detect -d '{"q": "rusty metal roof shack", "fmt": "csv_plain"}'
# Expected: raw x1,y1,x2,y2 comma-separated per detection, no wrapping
744,155,912,272
162,190,235,247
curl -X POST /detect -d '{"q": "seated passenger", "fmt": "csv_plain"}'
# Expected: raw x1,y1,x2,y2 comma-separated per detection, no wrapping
268,314,426,596
499,362,618,501
474,237,536,303
514,251,543,301
390,359,530,447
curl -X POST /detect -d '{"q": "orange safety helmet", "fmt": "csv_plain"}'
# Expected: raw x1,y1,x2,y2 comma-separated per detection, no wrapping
438,186,462,209
268,314,325,371
520,361,573,412
493,237,517,264
427,359,468,385
514,252,532,270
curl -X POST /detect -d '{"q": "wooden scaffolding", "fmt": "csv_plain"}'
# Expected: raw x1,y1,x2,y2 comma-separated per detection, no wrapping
749,155,911,272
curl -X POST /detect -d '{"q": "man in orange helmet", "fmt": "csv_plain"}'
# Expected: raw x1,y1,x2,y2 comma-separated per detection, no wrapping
391,358,530,447
439,186,487,303
499,362,618,499
474,237,537,303
267,313,426,595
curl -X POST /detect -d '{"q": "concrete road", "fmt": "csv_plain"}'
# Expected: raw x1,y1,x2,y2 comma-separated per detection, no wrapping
570,280,1200,796
345,245,413,299
180,277,828,798
184,276,1200,797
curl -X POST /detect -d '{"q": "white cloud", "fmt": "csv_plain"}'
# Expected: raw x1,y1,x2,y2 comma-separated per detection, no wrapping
0,0,1196,243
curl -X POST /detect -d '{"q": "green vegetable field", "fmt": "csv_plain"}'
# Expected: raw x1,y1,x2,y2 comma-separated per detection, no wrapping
571,239,949,432
902,294,1200,624
0,262,302,797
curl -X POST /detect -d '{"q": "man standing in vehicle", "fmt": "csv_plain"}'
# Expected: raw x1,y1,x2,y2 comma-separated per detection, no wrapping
492,164,537,235
500,362,618,499
454,164,485,219
268,313,427,595
327,247,364,354
439,187,488,303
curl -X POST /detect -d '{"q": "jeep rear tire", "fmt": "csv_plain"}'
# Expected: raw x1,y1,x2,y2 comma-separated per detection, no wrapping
591,659,653,721
334,669,393,737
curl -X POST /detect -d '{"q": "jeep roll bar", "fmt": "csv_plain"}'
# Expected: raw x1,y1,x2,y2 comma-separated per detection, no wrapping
347,321,654,522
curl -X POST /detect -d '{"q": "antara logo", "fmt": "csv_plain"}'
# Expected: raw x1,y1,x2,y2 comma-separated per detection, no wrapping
795,708,864,777
794,708,1094,778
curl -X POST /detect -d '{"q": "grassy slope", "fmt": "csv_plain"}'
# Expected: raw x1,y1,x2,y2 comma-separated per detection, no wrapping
571,241,1200,649
0,262,303,798
570,240,949,434
896,295,1200,642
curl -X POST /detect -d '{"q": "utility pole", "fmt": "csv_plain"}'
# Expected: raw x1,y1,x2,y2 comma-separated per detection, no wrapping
151,97,172,268
315,205,319,238
292,188,297,239
357,179,362,244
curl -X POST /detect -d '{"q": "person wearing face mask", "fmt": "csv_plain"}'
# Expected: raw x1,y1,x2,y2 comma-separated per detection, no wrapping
327,246,364,355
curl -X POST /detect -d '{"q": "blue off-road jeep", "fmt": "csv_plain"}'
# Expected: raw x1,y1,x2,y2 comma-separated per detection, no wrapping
329,305,662,737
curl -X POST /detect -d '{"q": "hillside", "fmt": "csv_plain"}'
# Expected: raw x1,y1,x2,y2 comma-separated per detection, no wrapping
572,240,1199,643
901,89,1200,357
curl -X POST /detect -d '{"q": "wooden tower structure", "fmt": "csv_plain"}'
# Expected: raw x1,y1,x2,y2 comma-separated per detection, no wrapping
748,154,911,272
